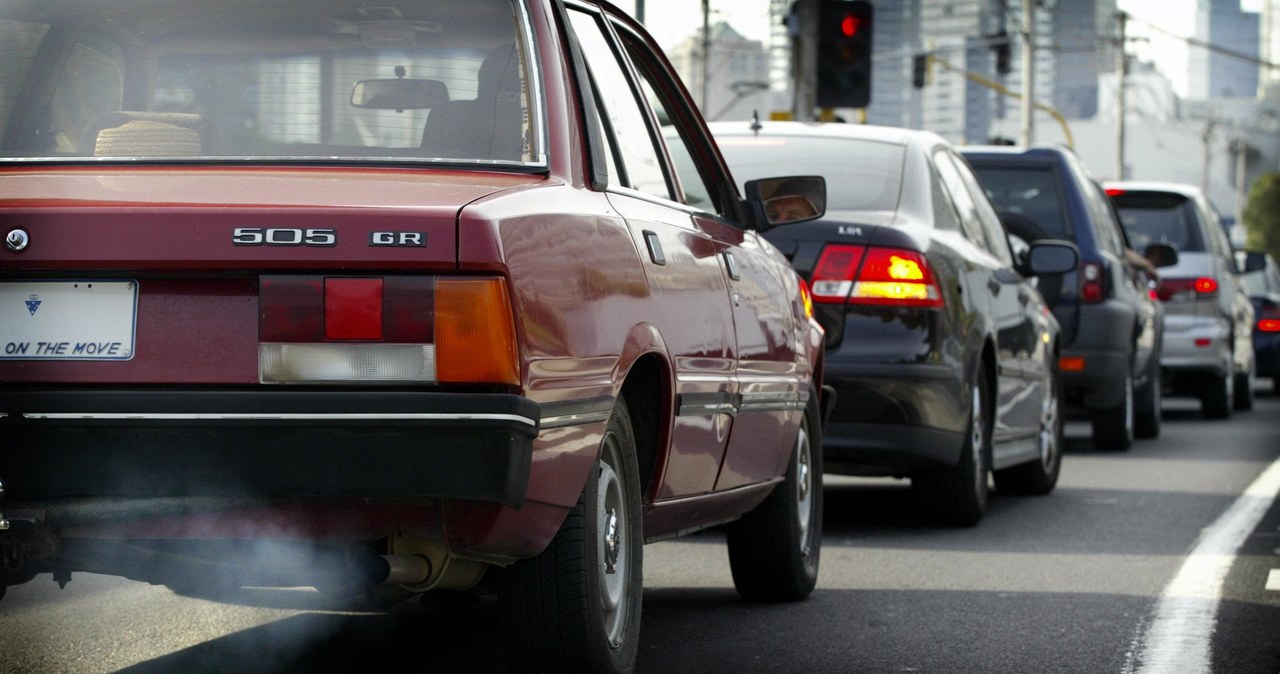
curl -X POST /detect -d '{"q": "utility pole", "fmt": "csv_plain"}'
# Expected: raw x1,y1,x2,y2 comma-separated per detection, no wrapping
701,0,711,112
793,0,818,121
1114,10,1127,180
635,0,644,23
1019,0,1034,146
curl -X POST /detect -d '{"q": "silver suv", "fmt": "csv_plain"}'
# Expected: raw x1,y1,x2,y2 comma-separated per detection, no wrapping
1105,181,1256,418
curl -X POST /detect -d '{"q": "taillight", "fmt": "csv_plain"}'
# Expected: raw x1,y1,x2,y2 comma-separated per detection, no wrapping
258,275,518,385
809,244,866,303
1080,262,1105,303
809,244,943,308
1156,277,1218,302
798,277,815,319
1259,306,1280,333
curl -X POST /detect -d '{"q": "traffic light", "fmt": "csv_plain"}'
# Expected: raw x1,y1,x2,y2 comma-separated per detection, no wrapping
816,0,873,109
912,53,929,89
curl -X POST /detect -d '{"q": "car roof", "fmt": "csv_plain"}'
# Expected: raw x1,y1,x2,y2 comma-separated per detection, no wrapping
705,120,943,148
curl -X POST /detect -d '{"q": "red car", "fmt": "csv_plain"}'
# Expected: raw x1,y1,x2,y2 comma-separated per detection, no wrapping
0,1,826,671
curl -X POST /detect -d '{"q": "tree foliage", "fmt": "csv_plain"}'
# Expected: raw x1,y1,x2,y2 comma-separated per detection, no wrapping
1243,172,1280,261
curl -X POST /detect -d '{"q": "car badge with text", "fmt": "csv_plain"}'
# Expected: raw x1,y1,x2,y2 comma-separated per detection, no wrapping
5,228,29,252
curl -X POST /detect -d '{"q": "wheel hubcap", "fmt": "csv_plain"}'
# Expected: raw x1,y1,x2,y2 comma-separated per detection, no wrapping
971,383,985,496
794,427,813,556
596,442,628,647
1039,380,1059,467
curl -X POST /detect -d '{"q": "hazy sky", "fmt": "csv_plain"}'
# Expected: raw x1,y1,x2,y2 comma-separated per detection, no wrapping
624,0,1268,98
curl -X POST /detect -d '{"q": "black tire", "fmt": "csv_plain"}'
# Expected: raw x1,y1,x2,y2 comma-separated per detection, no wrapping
1201,365,1233,420
912,371,989,527
498,398,643,674
725,386,823,602
1233,359,1255,411
1091,361,1134,451
994,362,1062,495
1134,361,1162,439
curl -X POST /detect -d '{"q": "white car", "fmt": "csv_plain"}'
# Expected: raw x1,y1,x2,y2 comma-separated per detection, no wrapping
1106,181,1257,417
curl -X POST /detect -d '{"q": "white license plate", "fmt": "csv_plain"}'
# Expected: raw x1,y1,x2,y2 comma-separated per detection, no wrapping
1,281,138,361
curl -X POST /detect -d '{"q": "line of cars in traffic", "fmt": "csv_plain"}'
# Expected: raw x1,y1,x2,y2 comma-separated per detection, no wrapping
0,1,1269,670
707,120,1265,530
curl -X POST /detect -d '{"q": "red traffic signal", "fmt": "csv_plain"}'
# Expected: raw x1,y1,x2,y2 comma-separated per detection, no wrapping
817,0,873,108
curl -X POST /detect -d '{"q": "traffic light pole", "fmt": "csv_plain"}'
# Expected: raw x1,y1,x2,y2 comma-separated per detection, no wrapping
793,0,818,121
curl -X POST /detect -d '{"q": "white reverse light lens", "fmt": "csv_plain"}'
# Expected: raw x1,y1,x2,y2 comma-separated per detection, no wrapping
260,344,436,384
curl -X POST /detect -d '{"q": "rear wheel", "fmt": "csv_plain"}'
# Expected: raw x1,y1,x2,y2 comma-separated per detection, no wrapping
1233,357,1255,410
1091,362,1134,451
1201,355,1234,419
499,398,643,674
725,387,823,602
912,371,989,527
1134,361,1162,439
994,363,1062,495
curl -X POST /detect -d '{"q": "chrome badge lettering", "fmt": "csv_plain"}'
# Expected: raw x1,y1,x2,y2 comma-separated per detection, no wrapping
232,227,337,247
370,231,426,247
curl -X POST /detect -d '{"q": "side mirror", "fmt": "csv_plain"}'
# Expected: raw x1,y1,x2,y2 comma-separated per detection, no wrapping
1238,250,1267,273
351,77,449,111
744,176,826,229
1026,240,1079,276
1143,243,1179,268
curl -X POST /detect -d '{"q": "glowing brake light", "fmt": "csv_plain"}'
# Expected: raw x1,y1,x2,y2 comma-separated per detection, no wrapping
1104,188,1126,197
1156,277,1218,302
1259,319,1280,333
810,244,943,308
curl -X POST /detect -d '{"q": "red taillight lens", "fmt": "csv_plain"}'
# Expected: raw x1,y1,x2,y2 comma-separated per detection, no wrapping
1260,307,1280,332
1080,262,1105,303
1156,277,1218,302
809,244,866,303
260,276,324,342
1104,187,1125,197
850,247,943,308
325,278,383,340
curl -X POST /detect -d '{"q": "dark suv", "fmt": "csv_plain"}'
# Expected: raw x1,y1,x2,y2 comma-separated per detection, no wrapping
961,147,1174,450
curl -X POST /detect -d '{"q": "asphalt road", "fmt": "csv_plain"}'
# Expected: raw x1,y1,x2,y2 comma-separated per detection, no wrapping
1,387,1277,674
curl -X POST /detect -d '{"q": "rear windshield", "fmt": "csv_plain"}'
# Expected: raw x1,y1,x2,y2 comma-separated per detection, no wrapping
966,165,1070,240
0,0,539,165
714,135,905,213
1109,192,1205,253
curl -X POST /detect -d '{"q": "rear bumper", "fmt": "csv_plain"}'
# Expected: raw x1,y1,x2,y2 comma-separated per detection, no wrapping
0,389,539,509
821,361,966,472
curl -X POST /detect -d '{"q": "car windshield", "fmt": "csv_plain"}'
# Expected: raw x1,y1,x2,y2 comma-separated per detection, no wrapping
966,165,1071,240
0,0,539,165
714,135,905,212
1110,191,1206,253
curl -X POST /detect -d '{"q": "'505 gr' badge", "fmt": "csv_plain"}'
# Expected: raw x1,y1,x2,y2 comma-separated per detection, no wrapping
232,228,336,246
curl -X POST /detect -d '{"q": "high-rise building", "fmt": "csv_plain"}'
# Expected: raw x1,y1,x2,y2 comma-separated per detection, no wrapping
1262,0,1280,96
1188,0,1260,100
667,21,771,122
1052,0,1118,120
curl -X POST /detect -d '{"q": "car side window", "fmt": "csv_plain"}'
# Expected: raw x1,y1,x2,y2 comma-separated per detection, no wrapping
1084,181,1125,256
934,149,999,257
566,8,671,201
949,151,1014,266
628,59,717,214
929,163,963,232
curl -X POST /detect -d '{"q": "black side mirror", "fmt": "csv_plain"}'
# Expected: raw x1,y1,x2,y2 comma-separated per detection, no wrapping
1144,243,1179,269
1238,250,1267,273
1026,240,1079,276
744,176,826,229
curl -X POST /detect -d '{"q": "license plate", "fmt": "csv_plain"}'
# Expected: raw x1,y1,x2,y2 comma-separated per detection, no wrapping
1,281,138,361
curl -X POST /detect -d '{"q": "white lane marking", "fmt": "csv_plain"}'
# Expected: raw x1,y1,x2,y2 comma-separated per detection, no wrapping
1267,569,1280,592
1129,457,1280,674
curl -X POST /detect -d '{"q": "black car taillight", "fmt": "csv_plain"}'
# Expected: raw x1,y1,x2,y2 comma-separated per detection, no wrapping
1080,261,1106,303
1259,305,1280,333
810,244,943,308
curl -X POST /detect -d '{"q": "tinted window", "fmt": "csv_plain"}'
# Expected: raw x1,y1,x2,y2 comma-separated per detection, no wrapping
716,135,904,212
968,165,1070,240
1110,192,1206,253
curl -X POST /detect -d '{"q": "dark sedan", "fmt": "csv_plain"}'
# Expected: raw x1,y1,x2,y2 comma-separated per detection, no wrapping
711,121,1078,527
1239,250,1280,394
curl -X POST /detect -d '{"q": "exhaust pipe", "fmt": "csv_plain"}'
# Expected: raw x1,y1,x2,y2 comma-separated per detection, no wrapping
353,533,487,592
360,553,432,586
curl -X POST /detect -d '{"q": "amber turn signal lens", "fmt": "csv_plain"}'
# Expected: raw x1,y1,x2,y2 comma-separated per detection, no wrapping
435,277,519,385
